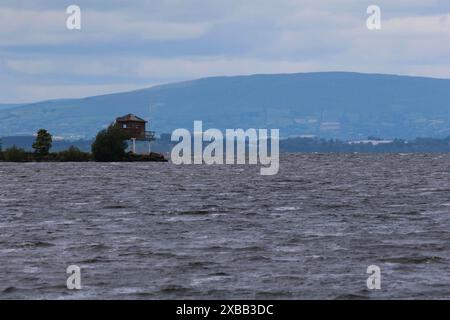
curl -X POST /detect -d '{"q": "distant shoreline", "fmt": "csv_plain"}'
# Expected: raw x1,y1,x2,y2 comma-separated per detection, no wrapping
2,135,450,154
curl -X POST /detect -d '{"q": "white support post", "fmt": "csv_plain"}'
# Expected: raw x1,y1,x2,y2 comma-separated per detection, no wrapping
131,138,136,154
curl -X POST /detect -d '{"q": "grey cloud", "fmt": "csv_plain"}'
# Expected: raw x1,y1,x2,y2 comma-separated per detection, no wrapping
0,0,449,102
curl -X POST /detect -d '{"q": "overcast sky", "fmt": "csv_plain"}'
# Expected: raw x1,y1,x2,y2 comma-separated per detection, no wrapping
0,0,449,103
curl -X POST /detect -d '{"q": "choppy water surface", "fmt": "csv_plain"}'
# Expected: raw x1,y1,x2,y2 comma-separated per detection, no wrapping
1,154,450,299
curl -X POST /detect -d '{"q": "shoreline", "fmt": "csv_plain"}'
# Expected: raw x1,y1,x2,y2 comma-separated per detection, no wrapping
0,151,168,163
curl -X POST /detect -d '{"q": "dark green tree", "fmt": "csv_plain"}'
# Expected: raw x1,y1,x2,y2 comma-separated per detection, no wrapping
32,129,52,156
91,123,128,161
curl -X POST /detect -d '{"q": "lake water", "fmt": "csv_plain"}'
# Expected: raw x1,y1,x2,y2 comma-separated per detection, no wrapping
1,154,450,299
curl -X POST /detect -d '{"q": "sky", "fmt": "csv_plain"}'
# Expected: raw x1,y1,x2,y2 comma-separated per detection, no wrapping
0,0,449,103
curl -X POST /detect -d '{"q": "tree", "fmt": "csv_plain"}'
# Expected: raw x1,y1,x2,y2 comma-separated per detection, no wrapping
32,129,52,156
91,123,128,161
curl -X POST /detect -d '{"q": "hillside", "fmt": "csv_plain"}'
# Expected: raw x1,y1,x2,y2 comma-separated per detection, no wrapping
1,72,450,139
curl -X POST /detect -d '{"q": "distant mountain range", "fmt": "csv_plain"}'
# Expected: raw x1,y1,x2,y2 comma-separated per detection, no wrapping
1,72,450,139
0,104,20,111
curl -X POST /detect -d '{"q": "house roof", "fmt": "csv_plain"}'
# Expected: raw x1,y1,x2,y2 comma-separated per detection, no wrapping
116,114,147,123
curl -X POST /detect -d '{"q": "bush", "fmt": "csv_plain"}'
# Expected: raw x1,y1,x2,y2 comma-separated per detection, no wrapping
123,151,167,162
91,123,128,162
57,146,91,162
3,145,27,162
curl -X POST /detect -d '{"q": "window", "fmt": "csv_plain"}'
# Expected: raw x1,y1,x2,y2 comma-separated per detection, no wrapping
122,124,127,128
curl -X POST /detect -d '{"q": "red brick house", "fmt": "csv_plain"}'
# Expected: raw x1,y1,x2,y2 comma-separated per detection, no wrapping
115,114,148,139
115,114,155,153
